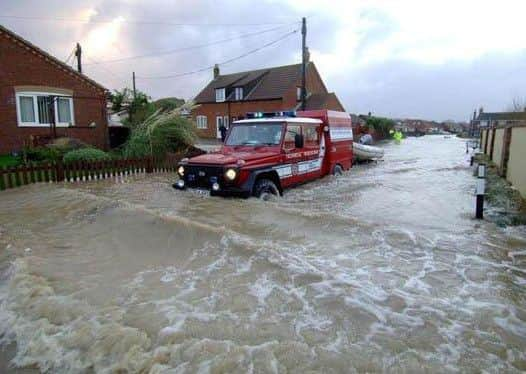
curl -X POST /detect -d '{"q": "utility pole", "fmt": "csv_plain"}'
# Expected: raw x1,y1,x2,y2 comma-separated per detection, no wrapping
301,17,307,111
129,72,137,123
74,43,82,73
132,71,137,100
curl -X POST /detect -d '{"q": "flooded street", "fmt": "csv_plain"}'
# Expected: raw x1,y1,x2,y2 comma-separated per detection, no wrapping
0,136,525,372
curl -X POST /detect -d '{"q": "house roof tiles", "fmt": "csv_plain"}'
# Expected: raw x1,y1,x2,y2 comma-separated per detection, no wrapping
0,23,107,93
476,111,526,122
195,62,308,103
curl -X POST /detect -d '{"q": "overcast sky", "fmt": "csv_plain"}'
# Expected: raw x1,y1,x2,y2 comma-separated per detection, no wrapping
2,0,525,121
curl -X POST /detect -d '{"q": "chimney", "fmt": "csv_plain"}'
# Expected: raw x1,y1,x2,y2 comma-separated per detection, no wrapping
473,110,477,120
213,64,220,79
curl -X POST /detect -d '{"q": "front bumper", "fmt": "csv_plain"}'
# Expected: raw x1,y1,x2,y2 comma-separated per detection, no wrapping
173,178,251,198
173,164,251,198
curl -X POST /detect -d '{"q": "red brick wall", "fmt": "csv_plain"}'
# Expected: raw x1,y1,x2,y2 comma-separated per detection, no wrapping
0,31,108,154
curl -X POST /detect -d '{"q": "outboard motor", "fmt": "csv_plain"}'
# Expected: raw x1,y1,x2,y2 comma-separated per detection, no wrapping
359,134,373,145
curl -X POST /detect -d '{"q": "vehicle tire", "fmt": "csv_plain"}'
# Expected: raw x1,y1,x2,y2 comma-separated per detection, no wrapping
253,178,280,200
333,164,343,176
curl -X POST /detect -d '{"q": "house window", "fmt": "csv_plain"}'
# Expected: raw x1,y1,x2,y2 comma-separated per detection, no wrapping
16,91,74,127
215,88,226,102
196,115,208,129
234,87,243,100
37,96,52,124
18,96,35,123
296,87,302,101
57,97,73,123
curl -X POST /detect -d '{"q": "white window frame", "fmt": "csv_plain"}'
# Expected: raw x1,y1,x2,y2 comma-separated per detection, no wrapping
15,91,75,128
216,116,229,139
196,115,208,129
215,88,226,103
234,87,243,101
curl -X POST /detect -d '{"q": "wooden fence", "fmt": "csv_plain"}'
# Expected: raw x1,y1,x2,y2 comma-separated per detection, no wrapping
0,156,180,191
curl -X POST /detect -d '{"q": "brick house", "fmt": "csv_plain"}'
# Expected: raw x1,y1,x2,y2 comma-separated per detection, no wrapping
192,61,345,139
0,24,109,154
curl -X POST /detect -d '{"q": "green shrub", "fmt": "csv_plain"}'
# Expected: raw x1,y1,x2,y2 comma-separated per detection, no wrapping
365,117,395,138
24,138,89,164
122,131,151,158
0,154,21,168
63,148,111,163
24,147,62,162
122,111,196,158
48,137,88,152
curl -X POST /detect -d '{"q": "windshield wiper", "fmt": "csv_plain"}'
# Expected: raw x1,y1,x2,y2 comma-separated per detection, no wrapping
230,142,254,148
231,141,275,147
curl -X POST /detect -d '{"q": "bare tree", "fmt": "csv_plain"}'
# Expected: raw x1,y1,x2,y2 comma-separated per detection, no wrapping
506,97,526,112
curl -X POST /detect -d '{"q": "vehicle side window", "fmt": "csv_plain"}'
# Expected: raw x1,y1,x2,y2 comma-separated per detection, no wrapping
284,125,301,150
303,125,319,147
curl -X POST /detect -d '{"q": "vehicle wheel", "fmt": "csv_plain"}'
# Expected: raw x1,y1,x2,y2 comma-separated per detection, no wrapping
253,178,280,200
333,164,343,176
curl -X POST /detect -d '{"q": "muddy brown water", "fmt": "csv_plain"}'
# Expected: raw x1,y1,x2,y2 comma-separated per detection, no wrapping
0,136,525,373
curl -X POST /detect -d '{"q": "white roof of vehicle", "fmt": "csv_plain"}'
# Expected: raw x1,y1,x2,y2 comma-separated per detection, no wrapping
234,117,322,125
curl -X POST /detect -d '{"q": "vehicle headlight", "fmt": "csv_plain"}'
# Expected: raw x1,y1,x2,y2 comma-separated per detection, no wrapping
177,165,185,177
225,168,237,181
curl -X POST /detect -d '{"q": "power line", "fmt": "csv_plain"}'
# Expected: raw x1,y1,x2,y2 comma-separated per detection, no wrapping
137,28,299,80
83,24,294,65
84,56,130,88
63,48,75,65
0,14,292,27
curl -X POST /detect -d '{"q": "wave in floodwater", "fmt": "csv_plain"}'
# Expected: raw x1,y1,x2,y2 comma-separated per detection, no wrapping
0,136,525,373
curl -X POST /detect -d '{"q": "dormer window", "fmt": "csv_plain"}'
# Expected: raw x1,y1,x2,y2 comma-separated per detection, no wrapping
215,88,225,102
234,87,243,101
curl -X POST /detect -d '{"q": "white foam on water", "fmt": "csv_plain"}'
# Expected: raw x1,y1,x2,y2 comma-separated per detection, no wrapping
0,258,154,372
249,273,275,306
0,149,525,372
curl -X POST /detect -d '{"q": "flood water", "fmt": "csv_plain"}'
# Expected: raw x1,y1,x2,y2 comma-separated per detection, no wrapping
0,136,525,373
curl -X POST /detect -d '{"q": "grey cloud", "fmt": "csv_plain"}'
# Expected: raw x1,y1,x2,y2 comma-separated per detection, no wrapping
336,50,526,121
1,0,524,121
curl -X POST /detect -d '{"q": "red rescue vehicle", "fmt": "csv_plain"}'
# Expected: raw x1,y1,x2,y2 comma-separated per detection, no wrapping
174,109,353,198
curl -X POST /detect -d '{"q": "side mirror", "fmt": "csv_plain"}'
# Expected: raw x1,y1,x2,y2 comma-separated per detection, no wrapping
294,134,304,148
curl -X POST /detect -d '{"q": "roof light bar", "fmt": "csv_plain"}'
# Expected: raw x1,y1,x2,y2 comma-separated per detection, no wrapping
246,111,296,119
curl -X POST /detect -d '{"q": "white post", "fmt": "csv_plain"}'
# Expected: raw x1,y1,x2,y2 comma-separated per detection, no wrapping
476,163,486,219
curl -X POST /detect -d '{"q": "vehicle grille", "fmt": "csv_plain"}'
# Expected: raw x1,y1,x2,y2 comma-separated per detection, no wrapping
184,165,223,188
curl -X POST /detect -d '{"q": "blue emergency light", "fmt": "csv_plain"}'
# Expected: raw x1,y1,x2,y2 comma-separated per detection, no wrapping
246,111,296,119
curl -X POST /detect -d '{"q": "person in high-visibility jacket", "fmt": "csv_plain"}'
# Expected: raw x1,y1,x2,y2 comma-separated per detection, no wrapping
390,129,403,143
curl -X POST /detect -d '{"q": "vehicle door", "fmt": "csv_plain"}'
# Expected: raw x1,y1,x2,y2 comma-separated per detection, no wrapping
281,123,304,187
300,124,323,180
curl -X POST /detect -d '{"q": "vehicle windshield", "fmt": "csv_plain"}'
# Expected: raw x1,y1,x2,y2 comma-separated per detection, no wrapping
225,123,283,146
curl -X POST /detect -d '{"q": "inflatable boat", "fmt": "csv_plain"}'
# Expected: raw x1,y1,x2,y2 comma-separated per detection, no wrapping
353,142,384,161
